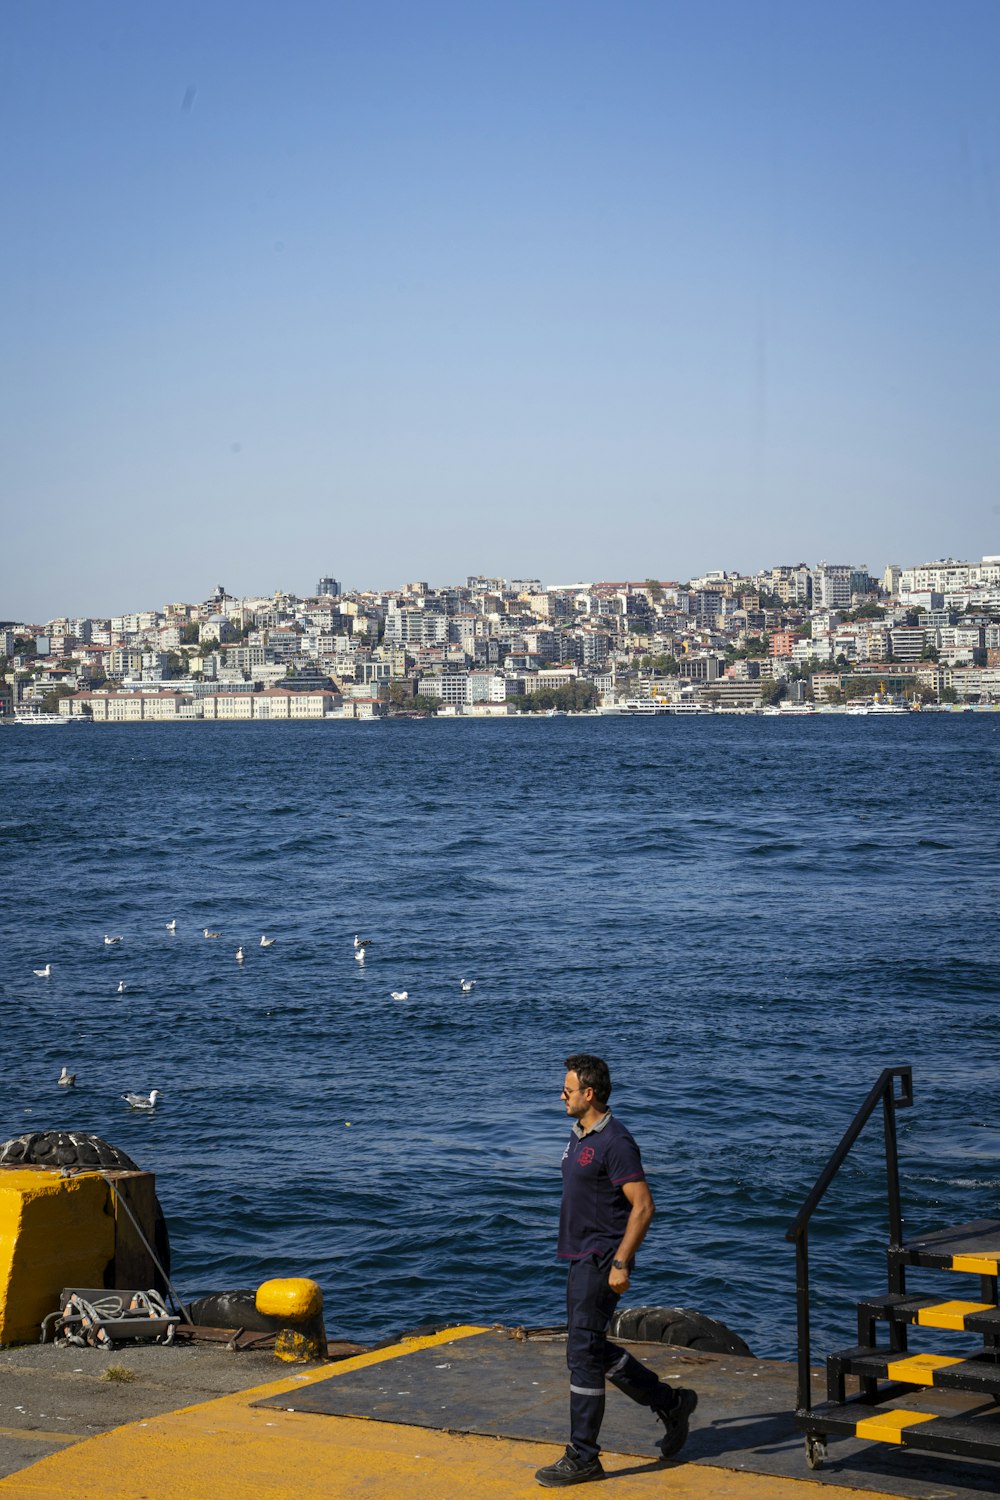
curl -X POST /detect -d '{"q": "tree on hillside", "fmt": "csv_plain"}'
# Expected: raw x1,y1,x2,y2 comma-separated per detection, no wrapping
521,682,598,712
40,685,74,714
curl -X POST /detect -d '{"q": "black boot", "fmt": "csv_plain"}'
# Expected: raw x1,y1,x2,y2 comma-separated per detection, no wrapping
654,1387,698,1459
535,1446,605,1486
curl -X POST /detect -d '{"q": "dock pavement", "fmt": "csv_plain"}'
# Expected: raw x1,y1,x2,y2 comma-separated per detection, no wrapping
1,1326,998,1499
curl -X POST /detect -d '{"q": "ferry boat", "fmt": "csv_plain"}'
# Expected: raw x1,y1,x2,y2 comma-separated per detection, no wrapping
8,710,75,726
619,699,712,714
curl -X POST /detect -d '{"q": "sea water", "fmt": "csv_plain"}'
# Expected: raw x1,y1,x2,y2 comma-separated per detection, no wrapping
1,714,998,1358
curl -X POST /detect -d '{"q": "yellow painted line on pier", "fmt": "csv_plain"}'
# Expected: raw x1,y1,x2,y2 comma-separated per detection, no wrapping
0,1325,905,1500
0,1428,88,1445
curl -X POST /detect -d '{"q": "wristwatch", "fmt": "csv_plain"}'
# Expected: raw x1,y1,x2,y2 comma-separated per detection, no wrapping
612,1259,628,1271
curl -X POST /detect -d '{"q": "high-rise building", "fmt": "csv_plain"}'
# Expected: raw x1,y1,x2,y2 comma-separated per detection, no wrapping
811,563,858,611
316,576,342,598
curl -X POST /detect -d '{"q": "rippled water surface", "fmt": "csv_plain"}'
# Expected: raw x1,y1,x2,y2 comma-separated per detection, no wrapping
1,715,998,1357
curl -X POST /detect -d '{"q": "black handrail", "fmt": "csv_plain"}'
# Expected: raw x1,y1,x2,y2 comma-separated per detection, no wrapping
784,1065,913,1413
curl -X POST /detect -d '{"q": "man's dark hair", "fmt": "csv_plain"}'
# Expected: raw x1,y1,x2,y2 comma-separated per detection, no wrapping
565,1053,612,1107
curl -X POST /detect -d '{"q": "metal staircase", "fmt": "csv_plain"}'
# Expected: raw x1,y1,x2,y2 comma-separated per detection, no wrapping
786,1067,1000,1472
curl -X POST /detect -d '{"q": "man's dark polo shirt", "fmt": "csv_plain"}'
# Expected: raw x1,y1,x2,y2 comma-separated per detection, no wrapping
557,1110,646,1260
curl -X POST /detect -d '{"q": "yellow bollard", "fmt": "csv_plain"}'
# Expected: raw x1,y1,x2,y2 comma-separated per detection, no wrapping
255,1277,327,1361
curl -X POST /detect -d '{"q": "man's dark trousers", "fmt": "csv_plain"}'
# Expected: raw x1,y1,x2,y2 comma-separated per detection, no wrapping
566,1250,677,1462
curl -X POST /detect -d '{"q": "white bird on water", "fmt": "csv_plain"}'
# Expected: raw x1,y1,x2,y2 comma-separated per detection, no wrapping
354,934,372,949
203,928,221,939
460,979,476,993
58,1066,76,1087
354,947,366,964
33,964,51,979
165,920,177,932
235,946,245,963
390,990,409,1001
104,935,122,946
122,1090,159,1111
117,980,127,995
260,935,276,948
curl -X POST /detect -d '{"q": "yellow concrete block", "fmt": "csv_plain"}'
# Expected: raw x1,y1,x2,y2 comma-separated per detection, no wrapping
256,1278,323,1321
0,1169,114,1345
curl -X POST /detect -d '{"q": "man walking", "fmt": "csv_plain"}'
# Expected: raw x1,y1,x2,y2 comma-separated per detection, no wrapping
535,1053,697,1487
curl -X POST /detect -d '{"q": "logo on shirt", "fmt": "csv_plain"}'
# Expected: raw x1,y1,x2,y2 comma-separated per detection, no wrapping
577,1146,595,1167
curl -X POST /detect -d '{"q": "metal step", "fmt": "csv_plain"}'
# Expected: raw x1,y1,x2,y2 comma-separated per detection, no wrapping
893,1219,1000,1274
798,1399,1000,1462
858,1291,1000,1336
829,1345,1000,1402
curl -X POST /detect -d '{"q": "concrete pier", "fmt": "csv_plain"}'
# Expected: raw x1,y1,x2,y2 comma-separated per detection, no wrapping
1,1327,998,1499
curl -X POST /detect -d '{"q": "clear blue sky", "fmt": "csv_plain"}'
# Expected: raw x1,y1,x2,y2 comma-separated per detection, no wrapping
2,0,998,619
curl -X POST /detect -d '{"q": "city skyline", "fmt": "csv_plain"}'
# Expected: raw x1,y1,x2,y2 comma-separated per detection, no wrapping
4,1,999,620
6,549,1000,628
6,551,1000,719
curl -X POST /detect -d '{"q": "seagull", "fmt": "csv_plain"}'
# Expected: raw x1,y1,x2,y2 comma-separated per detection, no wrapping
122,1090,160,1111
104,935,123,946
203,928,221,939
354,934,373,949
260,935,276,948
354,948,366,964
58,1067,76,1087
235,946,245,963
165,920,177,932
33,964,51,979
460,979,476,993
390,990,409,1001
117,980,127,995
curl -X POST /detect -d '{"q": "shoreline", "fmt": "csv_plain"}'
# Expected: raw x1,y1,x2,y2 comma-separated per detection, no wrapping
3,703,995,726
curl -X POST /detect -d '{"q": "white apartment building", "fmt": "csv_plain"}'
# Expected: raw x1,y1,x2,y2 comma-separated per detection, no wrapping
900,556,1000,595
467,671,507,703
937,625,984,653
810,563,856,610
888,627,930,660
420,670,468,705
951,666,1000,700
383,605,448,647
791,637,833,664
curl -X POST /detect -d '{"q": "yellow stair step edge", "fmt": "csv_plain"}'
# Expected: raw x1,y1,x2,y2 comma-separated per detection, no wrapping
855,1409,937,1444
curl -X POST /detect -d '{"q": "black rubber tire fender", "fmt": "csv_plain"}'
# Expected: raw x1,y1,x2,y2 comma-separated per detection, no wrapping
609,1304,754,1357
